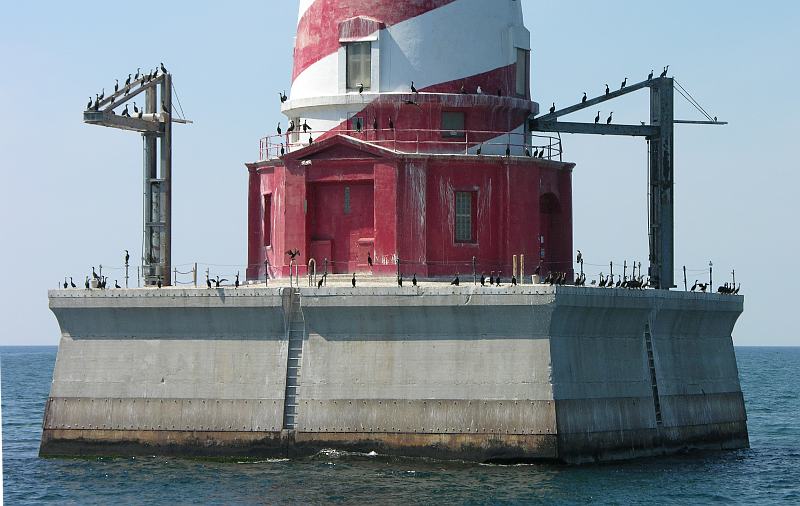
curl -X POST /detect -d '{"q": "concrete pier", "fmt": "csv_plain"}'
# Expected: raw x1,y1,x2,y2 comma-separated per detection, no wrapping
40,284,748,463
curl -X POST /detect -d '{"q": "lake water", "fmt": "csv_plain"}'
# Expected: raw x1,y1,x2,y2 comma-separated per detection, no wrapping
2,346,799,505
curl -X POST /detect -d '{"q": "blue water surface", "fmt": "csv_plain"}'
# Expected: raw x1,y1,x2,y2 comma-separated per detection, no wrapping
2,346,799,505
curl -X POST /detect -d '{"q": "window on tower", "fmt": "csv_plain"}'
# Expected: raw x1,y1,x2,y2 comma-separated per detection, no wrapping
515,48,529,97
346,42,371,91
454,191,477,243
441,111,466,138
263,194,272,247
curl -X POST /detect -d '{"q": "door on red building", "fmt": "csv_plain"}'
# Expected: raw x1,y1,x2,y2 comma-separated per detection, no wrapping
307,182,374,273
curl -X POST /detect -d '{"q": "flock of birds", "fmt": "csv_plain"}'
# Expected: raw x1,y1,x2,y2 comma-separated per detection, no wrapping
274,68,669,158
61,244,739,295
543,66,670,127
85,63,170,116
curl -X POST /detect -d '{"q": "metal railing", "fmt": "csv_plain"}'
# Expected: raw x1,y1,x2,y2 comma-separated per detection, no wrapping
258,128,562,163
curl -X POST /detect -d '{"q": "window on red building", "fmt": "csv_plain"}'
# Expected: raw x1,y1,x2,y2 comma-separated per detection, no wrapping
346,42,371,91
442,111,466,138
263,194,272,246
455,191,476,243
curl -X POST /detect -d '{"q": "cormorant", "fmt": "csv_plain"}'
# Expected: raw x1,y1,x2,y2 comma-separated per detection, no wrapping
605,84,610,95
85,276,90,290
355,117,362,133
582,92,587,103
398,275,403,287
206,274,212,289
606,112,613,124
235,273,240,289
87,97,93,110
525,147,532,157
92,267,100,280
480,273,486,286
286,249,301,261
512,276,517,286
352,273,357,287
63,278,68,289
576,250,583,264
538,149,544,158
367,252,373,268
277,123,282,135
287,120,295,134
160,62,167,74
549,102,555,114
157,277,162,289
412,274,418,287
125,74,131,86
98,88,105,101
303,120,311,133
691,280,698,292
135,68,140,80
161,101,169,114
317,274,326,289
505,145,511,157
280,91,288,103
595,111,601,124
451,275,460,286
460,84,467,94
122,105,130,117
115,280,121,289
358,82,364,94
308,135,314,145
280,144,285,156
70,277,76,288
620,77,628,89
214,276,227,288
533,148,539,158
410,81,417,93
133,103,139,114
660,66,669,78
648,69,654,80
476,144,482,155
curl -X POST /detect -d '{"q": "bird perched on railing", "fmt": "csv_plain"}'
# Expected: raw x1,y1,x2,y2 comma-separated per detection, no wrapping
302,120,311,133
607,112,614,125
160,62,167,74
287,120,295,134
605,84,610,95
550,102,556,114
620,77,628,90
317,273,326,289
576,250,583,264
595,111,601,124
648,70,654,80
277,123,282,135
582,92,587,104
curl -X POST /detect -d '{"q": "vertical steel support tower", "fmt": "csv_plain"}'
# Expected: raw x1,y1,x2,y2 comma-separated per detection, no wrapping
649,78,674,289
142,75,172,286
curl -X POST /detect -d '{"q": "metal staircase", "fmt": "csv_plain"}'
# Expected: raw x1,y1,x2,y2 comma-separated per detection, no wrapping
282,290,305,430
644,324,663,426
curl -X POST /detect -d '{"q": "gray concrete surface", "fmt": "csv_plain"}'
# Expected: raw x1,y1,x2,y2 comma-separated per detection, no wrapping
41,284,748,463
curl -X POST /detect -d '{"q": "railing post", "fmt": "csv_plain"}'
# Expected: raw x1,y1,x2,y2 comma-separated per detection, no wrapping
193,262,197,287
472,256,477,285
173,267,177,285
513,255,518,281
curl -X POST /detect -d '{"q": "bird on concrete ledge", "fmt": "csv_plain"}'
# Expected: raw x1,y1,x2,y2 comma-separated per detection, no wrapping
70,277,76,289
235,273,240,289
412,274,418,287
214,276,227,288
352,273,357,288
451,275,460,286
115,280,121,289
206,274,213,289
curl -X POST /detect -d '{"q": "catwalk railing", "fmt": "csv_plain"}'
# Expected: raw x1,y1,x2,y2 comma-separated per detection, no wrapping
258,128,563,162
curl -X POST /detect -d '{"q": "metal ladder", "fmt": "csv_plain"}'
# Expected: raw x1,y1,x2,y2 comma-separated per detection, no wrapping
282,290,305,430
644,324,663,426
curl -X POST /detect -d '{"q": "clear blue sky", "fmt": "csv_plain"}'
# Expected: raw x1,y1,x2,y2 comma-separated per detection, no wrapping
0,1,797,345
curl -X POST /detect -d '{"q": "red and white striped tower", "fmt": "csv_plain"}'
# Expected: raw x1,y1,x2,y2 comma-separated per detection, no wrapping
248,1,574,282
273,0,538,157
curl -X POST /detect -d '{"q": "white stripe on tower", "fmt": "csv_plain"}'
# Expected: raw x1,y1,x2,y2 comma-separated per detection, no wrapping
291,0,524,101
297,0,316,24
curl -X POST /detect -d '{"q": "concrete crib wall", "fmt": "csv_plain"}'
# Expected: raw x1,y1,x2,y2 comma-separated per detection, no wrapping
41,288,290,456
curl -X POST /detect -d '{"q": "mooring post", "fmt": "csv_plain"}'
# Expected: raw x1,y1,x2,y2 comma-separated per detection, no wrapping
710,261,716,289
512,255,518,283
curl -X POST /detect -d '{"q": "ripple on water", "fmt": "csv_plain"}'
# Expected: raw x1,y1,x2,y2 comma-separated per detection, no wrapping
2,346,800,505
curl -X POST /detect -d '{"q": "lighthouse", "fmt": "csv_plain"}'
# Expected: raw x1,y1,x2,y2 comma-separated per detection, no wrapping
247,0,574,279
